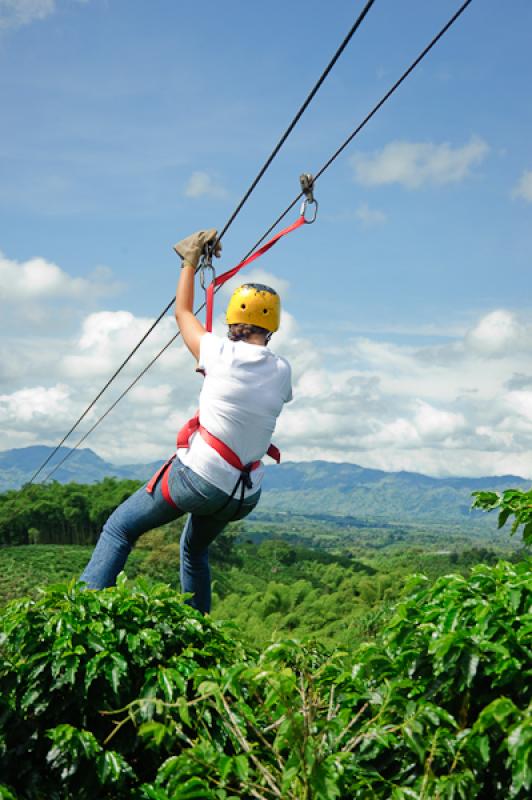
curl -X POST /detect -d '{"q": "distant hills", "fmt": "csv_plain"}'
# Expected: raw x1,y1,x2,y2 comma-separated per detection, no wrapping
258,460,530,526
0,445,161,492
1,445,530,528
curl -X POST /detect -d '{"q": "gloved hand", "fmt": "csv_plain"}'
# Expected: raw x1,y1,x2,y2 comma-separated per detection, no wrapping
173,228,222,270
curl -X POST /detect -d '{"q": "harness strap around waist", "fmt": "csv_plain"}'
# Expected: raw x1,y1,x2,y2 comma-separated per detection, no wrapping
149,414,281,510
176,412,281,468
176,413,201,450
197,425,260,473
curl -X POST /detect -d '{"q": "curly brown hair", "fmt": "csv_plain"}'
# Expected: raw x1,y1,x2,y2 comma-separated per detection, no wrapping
227,323,270,342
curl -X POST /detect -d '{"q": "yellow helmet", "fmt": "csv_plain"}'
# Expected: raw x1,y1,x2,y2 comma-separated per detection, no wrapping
226,283,280,332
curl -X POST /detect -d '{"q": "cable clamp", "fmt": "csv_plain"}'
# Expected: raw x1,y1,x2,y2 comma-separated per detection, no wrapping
299,173,318,223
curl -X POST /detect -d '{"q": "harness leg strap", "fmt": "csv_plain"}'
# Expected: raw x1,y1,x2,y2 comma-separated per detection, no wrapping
146,455,178,509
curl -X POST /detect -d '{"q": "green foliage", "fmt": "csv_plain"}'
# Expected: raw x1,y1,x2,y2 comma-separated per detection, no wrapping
0,478,142,547
0,478,517,556
0,545,147,606
1,560,530,798
245,505,515,554
0,537,511,652
0,576,246,798
472,487,532,545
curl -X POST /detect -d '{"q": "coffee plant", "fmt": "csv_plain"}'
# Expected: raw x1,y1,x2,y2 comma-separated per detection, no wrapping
472,487,532,545
0,561,530,798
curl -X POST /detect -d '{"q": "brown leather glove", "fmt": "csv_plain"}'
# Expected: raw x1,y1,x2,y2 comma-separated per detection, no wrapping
173,228,222,269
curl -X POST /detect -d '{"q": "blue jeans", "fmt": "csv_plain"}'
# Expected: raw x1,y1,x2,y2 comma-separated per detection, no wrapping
79,456,260,613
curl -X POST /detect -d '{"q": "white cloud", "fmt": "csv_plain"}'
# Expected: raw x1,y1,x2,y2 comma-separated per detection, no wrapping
184,171,227,199
6,294,532,478
413,401,465,442
275,308,532,477
0,250,121,339
351,136,489,189
0,308,198,463
0,0,89,29
0,251,90,301
0,0,54,28
505,391,532,426
0,384,71,425
354,203,387,227
512,169,532,202
61,310,188,380
0,250,118,303
465,310,525,357
129,384,173,406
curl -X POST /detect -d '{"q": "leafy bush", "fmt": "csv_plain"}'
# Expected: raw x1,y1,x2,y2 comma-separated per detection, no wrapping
0,576,246,798
0,560,530,799
472,487,532,545
131,560,531,799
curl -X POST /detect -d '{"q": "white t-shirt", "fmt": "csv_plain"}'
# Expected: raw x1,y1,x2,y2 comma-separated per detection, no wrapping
178,332,292,496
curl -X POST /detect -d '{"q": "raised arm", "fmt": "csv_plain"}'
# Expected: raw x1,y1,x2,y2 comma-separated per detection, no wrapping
175,261,205,360
173,228,221,361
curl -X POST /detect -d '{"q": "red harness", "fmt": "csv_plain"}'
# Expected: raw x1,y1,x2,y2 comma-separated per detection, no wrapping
147,211,307,508
146,412,281,509
146,455,178,507
176,412,280,469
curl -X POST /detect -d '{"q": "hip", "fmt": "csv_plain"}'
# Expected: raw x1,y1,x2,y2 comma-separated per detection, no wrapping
167,455,261,521
178,433,265,497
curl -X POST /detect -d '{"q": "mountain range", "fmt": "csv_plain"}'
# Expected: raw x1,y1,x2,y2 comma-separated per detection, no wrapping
1,445,530,527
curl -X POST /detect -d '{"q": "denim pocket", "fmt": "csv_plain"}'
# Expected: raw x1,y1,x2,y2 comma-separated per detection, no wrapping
168,464,219,513
177,465,210,500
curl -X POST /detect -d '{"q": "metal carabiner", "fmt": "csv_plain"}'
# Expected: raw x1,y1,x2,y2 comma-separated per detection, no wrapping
198,259,216,290
299,172,318,223
300,197,318,224
198,242,216,290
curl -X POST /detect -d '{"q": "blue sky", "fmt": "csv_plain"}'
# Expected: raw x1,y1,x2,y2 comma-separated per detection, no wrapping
1,0,532,477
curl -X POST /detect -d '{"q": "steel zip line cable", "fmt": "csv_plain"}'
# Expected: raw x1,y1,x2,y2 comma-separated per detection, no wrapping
41,0,472,482
42,0,473,484
213,0,376,246
28,0,377,485
42,0,473,485
41,0,474,484
232,0,476,262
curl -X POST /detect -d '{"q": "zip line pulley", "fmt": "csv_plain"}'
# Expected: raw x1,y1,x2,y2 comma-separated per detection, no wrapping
33,0,474,484
200,174,318,333
300,173,318,223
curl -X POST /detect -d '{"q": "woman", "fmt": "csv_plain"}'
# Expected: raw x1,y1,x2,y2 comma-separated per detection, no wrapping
80,228,292,613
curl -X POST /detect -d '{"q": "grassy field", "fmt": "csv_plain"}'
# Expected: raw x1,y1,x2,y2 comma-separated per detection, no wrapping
0,545,149,606
0,535,514,652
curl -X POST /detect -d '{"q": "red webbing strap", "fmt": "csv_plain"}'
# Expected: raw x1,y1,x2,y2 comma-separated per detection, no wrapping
161,467,178,508
205,214,306,332
176,411,200,449
146,455,177,509
198,424,260,472
146,457,173,494
176,417,281,468
266,443,281,464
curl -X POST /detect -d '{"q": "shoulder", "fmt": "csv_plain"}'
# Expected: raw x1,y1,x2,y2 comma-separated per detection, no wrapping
271,352,292,376
199,332,227,368
200,332,226,352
